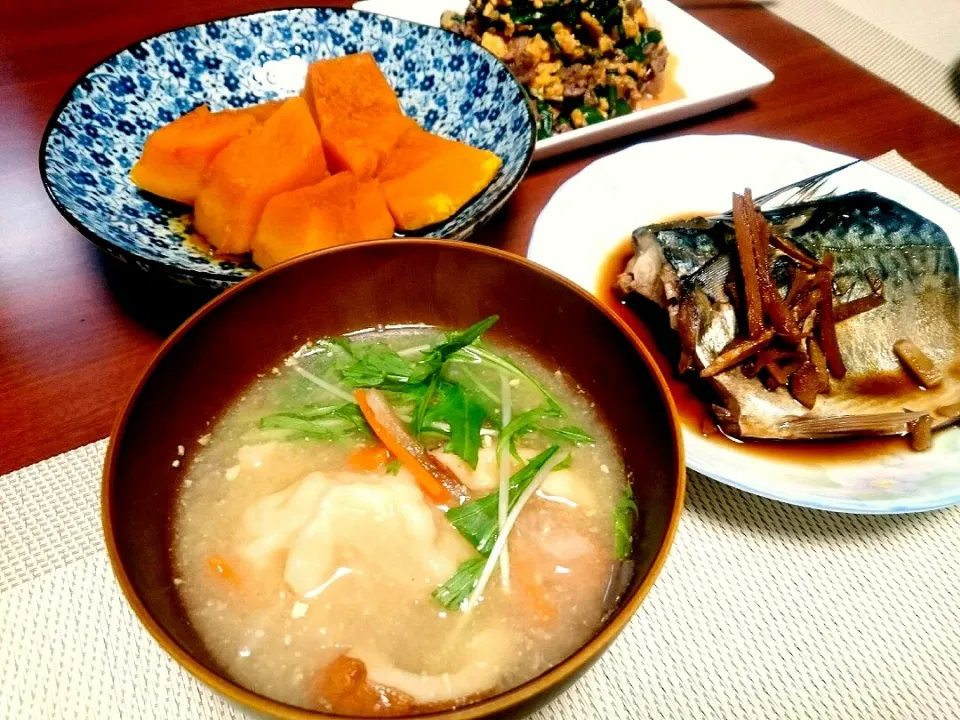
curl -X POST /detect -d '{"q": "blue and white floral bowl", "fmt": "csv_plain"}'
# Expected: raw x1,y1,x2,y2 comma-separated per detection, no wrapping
40,7,535,288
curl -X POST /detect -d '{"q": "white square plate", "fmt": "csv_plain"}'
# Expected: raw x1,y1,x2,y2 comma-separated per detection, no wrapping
352,0,774,160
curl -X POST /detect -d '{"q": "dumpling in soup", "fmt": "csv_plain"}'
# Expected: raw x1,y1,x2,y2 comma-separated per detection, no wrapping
238,470,469,597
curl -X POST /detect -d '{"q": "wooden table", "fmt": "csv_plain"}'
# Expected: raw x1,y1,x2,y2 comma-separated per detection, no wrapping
2,0,959,476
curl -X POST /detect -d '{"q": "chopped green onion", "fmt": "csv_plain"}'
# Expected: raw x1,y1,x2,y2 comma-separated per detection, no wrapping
259,403,368,439
607,84,632,119
453,345,561,410
614,485,639,560
293,366,355,404
420,315,499,370
623,43,646,62
464,449,567,611
385,459,402,475
457,365,501,407
577,106,605,125
599,1,622,29
623,28,662,61
537,424,595,446
396,344,432,358
607,85,619,115
410,373,439,438
431,557,485,611
264,404,341,420
498,407,562,462
498,373,512,590
339,343,417,389
416,380,487,468
446,446,560,556
536,100,554,140
444,384,487,468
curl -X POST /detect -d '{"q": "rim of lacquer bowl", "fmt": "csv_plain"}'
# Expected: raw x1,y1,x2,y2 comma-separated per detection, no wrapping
101,239,686,720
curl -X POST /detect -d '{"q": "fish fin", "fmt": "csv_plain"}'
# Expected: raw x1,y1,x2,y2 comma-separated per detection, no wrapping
713,160,862,219
710,404,742,437
773,410,925,439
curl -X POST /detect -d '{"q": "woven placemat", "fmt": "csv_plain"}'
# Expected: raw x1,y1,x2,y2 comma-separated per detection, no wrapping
765,0,960,126
2,152,959,719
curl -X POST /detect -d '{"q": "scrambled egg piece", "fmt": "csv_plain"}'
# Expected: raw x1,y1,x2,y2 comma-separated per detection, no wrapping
523,34,552,65
443,0,670,138
579,11,604,39
530,60,564,102
552,22,584,60
480,31,508,58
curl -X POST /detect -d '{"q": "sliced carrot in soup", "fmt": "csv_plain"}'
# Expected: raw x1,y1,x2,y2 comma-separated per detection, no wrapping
511,549,558,625
206,553,241,588
314,656,417,716
348,444,392,472
354,389,469,505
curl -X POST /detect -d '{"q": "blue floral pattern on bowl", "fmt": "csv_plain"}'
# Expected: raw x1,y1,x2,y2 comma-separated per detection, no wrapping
40,7,535,288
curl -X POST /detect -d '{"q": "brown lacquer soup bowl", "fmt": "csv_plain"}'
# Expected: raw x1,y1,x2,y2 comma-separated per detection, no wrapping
102,240,685,719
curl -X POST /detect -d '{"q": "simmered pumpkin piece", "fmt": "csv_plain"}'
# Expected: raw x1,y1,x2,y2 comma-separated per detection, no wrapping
304,53,402,117
251,172,395,268
236,99,285,123
194,96,328,255
130,105,258,205
321,114,418,181
303,53,415,178
377,127,502,231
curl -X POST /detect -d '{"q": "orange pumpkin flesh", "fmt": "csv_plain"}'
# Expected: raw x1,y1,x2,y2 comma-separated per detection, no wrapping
129,105,258,205
377,127,502,231
194,96,328,255
303,53,415,179
135,53,503,259
251,172,395,269
236,99,285,123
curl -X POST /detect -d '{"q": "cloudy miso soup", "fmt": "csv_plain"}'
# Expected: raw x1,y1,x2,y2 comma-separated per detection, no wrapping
173,317,636,715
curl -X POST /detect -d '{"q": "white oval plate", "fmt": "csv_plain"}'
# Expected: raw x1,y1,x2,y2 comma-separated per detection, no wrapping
352,0,774,161
528,134,960,514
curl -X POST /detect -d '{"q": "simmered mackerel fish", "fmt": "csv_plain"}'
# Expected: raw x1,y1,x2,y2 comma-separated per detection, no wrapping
618,191,960,442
